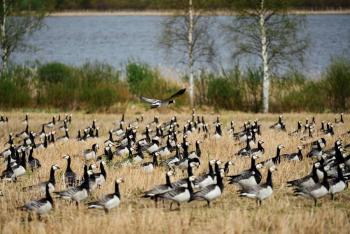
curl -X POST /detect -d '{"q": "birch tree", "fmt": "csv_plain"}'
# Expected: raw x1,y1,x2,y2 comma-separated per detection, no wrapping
159,0,216,107
0,0,49,73
225,0,308,112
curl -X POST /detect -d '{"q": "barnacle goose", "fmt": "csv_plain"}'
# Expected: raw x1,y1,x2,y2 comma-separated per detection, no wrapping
269,115,286,131
20,184,54,215
260,144,284,168
11,150,27,178
83,143,99,161
23,164,60,193
287,162,323,188
190,161,224,207
239,166,277,206
228,156,262,188
87,178,124,213
281,146,303,161
44,116,56,129
15,124,29,139
63,155,78,187
93,161,107,188
141,152,159,173
140,88,186,108
27,147,41,171
213,123,222,139
158,176,195,210
328,163,347,200
54,165,92,206
56,128,69,142
293,166,330,206
143,171,174,206
193,160,216,189
1,156,16,181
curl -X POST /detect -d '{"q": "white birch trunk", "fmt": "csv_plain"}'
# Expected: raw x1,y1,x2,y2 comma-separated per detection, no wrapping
188,0,194,107
259,0,270,113
1,0,8,73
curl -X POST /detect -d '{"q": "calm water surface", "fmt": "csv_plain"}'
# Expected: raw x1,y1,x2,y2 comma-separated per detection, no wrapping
13,15,350,77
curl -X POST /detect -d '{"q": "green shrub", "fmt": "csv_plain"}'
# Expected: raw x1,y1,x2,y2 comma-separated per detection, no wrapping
0,75,32,108
38,62,73,83
322,57,350,111
207,69,243,110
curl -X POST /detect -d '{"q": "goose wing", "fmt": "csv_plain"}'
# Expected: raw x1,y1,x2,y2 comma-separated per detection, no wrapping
164,88,186,101
140,96,159,104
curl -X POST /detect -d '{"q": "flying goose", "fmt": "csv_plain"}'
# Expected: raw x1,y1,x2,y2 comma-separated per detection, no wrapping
190,161,224,207
87,178,124,213
19,184,54,215
158,176,195,210
23,164,60,193
239,166,277,206
140,88,186,108
63,155,78,187
83,143,99,161
293,166,330,206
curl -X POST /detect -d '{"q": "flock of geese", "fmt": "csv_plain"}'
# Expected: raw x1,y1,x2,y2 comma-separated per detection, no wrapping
0,110,349,217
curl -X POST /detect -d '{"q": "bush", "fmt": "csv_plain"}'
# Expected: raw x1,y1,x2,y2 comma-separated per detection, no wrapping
0,74,32,109
38,62,73,83
322,57,350,111
207,68,243,110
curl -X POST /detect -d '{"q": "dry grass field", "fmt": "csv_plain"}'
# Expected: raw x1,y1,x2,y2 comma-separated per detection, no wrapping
0,110,350,234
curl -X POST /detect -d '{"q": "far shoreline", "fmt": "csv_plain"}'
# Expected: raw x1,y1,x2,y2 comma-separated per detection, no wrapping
50,9,350,17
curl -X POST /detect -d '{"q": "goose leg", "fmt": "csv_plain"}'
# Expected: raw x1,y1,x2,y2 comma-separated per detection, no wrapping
207,200,211,207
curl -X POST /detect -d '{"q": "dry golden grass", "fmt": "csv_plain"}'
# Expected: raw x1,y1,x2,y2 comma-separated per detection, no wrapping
0,110,350,234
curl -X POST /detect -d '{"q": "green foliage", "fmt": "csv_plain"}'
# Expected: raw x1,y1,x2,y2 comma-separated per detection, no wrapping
1,58,350,113
322,57,350,111
0,68,32,109
38,62,73,83
207,69,243,110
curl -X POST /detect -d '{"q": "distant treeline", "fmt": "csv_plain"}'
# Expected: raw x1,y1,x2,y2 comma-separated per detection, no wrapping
1,58,350,112
51,0,350,11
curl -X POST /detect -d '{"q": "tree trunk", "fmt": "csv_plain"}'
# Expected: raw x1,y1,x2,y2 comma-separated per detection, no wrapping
260,0,270,113
1,0,8,73
188,0,194,107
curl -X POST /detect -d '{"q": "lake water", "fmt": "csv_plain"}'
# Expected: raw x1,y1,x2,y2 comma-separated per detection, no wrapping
13,15,350,77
